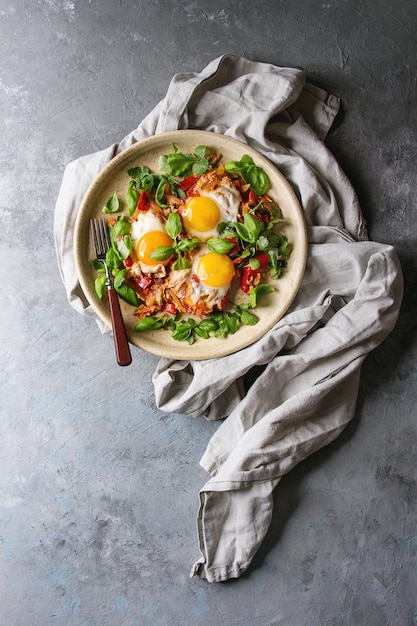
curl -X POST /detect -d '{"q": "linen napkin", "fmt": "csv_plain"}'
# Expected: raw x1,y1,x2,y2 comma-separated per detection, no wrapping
54,54,403,582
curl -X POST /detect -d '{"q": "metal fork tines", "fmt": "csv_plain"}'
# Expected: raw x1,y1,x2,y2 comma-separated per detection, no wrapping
91,218,111,269
90,218,132,366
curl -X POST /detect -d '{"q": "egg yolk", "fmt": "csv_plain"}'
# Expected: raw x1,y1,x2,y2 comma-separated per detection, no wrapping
182,196,220,233
197,252,235,287
136,231,173,265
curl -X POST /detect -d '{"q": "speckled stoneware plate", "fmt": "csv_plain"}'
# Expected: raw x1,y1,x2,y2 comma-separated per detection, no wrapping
74,130,307,360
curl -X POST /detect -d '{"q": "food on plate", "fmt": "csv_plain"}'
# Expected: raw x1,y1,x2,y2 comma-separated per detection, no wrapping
92,144,292,344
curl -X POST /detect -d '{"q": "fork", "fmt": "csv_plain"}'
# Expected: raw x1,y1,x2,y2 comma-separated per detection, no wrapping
90,218,132,366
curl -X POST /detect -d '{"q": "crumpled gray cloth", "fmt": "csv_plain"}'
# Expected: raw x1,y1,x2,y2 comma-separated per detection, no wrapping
54,54,403,582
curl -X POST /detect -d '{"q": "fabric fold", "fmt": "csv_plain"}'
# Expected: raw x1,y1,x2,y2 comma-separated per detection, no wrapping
53,54,403,582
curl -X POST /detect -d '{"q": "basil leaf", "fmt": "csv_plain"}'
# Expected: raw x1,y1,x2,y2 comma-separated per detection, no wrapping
234,222,252,243
207,238,235,254
194,326,210,339
127,180,139,215
106,247,122,272
165,212,182,239
249,283,275,308
92,259,105,272
224,155,270,195
239,308,259,326
171,320,193,342
155,178,168,208
134,316,166,332
244,213,264,242
198,318,219,332
94,274,107,299
110,216,131,241
149,245,174,262
245,166,270,196
175,237,200,252
223,312,239,334
249,257,260,270
102,192,120,214
116,234,132,260
279,238,293,260
115,282,139,306
172,255,191,270
223,159,243,173
113,269,127,289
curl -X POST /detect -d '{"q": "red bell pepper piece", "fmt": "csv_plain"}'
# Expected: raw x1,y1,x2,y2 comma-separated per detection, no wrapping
240,252,269,293
162,302,176,315
136,191,151,212
136,275,153,291
179,175,199,192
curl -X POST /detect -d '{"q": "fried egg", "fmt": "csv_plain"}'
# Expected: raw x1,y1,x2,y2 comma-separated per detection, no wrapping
181,183,241,241
131,211,173,268
188,245,236,306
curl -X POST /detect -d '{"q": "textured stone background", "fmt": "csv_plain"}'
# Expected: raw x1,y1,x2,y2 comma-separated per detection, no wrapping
1,1,416,625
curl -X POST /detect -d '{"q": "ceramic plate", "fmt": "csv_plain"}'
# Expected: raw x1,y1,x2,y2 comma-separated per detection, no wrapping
74,130,307,360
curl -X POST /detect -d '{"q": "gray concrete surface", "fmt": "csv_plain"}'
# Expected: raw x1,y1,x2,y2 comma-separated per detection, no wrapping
1,1,416,625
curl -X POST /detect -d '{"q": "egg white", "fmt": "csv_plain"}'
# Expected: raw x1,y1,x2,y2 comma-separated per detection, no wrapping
130,210,169,275
188,245,232,305
130,211,166,243
183,182,241,242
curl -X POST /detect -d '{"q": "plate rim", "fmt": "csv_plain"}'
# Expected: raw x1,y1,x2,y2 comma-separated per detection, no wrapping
74,129,307,360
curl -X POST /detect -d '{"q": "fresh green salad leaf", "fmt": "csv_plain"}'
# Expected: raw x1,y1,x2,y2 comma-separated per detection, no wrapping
224,154,271,195
249,283,276,308
94,274,107,299
207,238,235,254
102,192,120,214
150,211,200,269
158,144,210,177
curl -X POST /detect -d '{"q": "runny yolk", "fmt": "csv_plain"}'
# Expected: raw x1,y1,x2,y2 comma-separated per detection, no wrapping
182,196,220,233
197,252,235,287
136,231,173,265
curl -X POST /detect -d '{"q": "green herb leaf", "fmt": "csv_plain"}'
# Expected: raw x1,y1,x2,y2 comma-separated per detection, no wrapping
158,146,209,177
92,259,105,272
175,237,200,253
198,318,219,332
134,316,166,332
116,234,132,260
110,216,131,241
171,320,194,342
224,155,271,195
256,235,270,251
115,282,139,306
155,178,168,208
102,192,120,214
128,166,156,192
194,326,210,339
94,274,107,299
127,180,139,215
172,255,191,270
194,145,209,158
106,247,122,273
249,283,276,308
113,269,127,289
149,245,174,262
207,238,235,254
239,307,259,326
165,212,182,239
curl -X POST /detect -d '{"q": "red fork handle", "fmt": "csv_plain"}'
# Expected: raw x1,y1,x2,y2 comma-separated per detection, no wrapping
107,286,132,366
